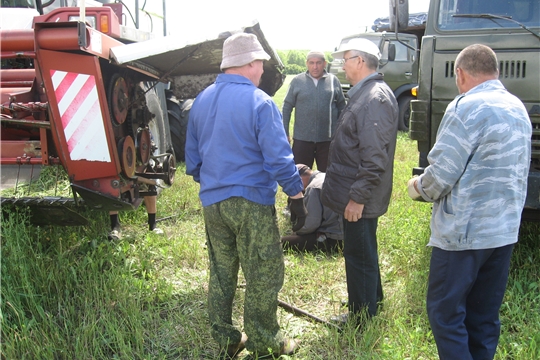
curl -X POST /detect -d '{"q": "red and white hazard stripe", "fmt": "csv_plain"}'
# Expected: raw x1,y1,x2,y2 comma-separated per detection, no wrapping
50,70,111,162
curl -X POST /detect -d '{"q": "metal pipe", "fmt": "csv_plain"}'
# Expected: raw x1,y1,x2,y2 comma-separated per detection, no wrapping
79,0,86,24
1,158,43,165
162,0,167,36
0,119,51,129
36,27,81,50
277,300,342,331
134,176,157,186
135,0,139,29
236,283,341,331
0,30,35,52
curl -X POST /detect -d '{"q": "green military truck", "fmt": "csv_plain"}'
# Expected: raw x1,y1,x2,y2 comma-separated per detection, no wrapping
328,14,426,131
392,0,540,220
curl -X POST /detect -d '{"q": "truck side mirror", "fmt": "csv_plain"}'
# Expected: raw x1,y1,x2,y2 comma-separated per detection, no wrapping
388,43,396,61
389,0,409,32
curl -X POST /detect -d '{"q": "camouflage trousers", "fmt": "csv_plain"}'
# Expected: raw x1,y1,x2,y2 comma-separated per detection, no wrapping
203,197,285,354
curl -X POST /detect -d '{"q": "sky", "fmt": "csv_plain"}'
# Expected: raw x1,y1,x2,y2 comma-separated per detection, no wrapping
163,0,431,51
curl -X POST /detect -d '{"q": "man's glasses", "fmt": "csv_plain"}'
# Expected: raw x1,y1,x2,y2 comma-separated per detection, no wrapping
341,55,364,65
340,55,362,64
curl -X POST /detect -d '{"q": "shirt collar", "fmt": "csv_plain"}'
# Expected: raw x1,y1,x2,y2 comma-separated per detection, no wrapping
348,72,379,98
464,79,504,96
216,73,253,85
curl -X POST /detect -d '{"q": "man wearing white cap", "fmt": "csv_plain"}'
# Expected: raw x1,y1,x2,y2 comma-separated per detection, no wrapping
282,50,346,171
321,38,399,327
186,32,303,358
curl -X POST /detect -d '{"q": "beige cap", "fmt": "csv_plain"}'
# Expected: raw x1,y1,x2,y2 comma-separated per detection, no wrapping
332,38,381,61
306,50,326,61
220,33,271,70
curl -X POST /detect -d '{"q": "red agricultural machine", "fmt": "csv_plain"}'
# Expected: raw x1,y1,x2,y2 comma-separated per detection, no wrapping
0,0,285,225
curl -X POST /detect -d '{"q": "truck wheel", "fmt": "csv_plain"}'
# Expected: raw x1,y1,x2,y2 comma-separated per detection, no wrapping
167,91,193,163
419,151,428,168
398,95,414,132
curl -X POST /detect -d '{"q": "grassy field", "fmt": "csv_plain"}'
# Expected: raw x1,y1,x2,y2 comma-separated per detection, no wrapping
1,75,539,359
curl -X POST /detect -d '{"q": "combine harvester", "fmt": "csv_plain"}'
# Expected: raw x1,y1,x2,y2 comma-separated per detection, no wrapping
0,0,285,225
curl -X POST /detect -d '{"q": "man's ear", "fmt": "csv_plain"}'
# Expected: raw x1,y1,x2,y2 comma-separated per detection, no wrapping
455,67,468,92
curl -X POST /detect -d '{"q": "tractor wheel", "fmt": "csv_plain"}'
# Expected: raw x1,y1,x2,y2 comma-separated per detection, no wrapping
142,83,175,193
144,84,167,157
398,95,414,132
167,91,193,163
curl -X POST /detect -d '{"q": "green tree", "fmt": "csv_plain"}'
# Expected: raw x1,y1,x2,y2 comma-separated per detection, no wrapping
284,64,305,75
286,50,306,67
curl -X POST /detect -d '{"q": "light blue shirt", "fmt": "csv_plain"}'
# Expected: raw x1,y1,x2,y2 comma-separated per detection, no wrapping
418,80,531,250
186,73,303,207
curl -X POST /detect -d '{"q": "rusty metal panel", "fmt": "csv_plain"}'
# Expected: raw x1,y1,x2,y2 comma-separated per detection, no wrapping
110,22,285,96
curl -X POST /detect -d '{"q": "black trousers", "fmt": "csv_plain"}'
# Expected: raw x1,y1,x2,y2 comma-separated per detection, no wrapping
291,139,330,172
342,217,383,317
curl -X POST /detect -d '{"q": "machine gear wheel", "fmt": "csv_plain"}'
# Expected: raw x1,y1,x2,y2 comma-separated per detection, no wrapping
108,74,129,125
118,136,136,178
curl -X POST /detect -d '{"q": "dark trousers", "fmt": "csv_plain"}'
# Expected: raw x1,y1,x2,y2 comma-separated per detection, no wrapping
427,244,514,360
292,139,330,172
342,217,383,317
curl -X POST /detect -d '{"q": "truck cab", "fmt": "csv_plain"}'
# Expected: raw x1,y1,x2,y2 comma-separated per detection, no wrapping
400,0,540,220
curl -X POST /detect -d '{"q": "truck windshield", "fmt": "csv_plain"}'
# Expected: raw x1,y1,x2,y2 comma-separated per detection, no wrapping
1,0,36,8
438,0,540,30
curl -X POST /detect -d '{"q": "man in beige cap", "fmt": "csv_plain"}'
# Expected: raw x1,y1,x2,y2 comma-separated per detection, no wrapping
186,32,303,358
321,38,399,327
282,50,346,172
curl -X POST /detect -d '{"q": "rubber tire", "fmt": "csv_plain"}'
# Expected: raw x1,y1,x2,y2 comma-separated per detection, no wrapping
142,83,169,195
419,151,429,169
167,91,193,163
144,86,167,156
398,95,414,132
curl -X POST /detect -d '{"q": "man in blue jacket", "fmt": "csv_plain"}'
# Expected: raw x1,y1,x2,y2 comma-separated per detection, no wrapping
185,33,305,359
408,44,531,360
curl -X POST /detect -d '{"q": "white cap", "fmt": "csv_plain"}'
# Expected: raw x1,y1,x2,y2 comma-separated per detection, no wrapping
332,38,381,61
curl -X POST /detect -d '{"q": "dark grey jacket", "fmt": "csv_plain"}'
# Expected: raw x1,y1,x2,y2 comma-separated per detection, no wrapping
296,171,343,240
282,71,346,142
322,74,398,218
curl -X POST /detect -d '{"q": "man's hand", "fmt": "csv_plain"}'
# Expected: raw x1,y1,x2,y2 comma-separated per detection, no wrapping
289,197,308,232
344,200,364,222
407,176,423,201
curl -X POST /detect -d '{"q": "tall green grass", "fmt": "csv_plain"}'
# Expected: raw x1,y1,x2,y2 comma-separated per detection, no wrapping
1,76,539,359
